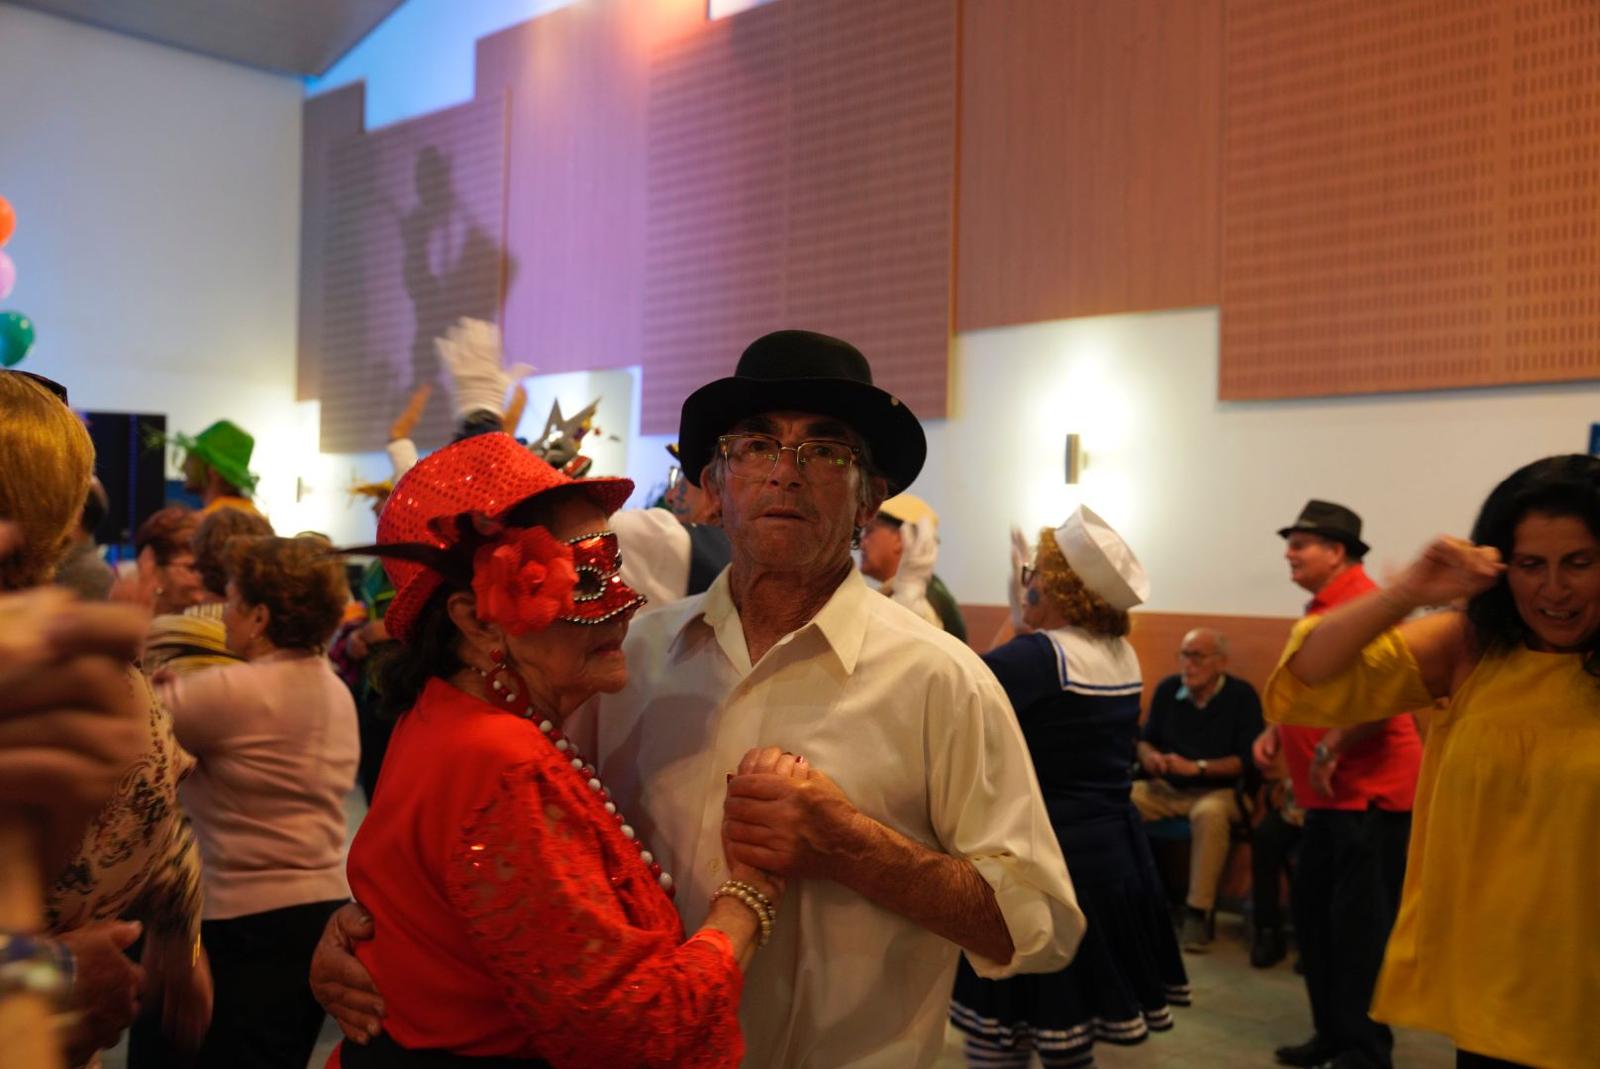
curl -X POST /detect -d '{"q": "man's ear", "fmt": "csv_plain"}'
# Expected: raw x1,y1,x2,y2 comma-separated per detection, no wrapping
701,467,729,514
858,475,890,528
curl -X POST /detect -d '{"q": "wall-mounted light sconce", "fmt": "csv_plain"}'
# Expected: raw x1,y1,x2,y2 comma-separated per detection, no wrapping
1064,433,1084,484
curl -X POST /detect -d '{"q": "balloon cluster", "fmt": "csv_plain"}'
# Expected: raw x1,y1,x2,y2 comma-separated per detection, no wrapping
0,194,36,368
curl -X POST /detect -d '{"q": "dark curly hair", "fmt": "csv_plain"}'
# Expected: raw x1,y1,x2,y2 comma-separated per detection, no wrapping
194,507,274,597
1033,526,1131,638
371,485,587,720
226,534,348,651
1465,454,1600,677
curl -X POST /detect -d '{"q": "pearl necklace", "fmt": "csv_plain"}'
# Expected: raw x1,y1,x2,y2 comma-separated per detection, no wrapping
475,668,675,898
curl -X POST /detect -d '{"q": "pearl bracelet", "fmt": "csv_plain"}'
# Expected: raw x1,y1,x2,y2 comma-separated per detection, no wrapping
712,882,775,948
722,879,775,914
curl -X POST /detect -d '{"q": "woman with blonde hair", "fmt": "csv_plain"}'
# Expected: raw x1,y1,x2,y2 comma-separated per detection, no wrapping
0,370,209,1066
952,506,1186,1069
154,533,359,1069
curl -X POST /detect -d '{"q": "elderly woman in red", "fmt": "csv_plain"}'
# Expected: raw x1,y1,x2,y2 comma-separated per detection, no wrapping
331,433,778,1069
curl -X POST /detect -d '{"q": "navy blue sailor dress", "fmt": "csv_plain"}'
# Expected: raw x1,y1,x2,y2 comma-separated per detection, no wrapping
950,625,1188,1068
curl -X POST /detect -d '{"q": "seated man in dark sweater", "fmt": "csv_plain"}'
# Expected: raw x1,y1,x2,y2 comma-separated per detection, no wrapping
1132,627,1264,950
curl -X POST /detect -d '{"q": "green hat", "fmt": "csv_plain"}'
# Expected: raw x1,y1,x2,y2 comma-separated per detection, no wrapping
161,420,260,496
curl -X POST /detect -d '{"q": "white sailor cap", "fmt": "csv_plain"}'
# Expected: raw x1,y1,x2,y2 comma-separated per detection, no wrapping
1051,505,1149,611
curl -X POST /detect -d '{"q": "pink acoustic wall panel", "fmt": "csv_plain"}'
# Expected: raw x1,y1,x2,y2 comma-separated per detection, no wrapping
639,0,958,435
1501,0,1600,381
639,4,788,434
473,0,706,382
317,95,508,453
781,0,958,427
956,0,1224,331
1221,0,1600,399
304,0,956,446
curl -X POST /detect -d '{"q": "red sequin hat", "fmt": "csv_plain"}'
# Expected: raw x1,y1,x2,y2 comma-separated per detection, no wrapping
377,433,633,644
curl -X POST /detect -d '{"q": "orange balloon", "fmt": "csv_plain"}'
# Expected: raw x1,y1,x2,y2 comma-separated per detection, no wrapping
0,196,13,247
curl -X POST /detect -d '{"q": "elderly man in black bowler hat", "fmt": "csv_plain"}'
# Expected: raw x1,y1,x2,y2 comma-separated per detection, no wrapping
601,330,1083,1067
310,330,1083,1068
1253,500,1422,1069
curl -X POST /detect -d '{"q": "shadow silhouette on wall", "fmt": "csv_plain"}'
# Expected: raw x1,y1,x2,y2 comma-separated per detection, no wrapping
396,145,516,404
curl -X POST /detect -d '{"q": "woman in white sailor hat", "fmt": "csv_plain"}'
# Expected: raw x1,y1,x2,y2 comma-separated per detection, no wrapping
950,506,1188,1068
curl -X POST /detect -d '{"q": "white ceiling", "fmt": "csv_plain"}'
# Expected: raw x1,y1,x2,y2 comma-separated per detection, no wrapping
5,0,407,76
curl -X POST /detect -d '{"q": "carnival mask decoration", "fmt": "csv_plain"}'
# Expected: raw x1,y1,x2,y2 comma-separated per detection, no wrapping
461,513,645,635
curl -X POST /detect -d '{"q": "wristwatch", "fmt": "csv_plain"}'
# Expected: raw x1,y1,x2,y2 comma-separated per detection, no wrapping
0,932,75,1006
1196,758,1208,776
1312,742,1333,763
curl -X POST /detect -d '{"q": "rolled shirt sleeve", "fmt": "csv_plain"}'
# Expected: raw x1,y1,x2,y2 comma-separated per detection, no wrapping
927,657,1085,978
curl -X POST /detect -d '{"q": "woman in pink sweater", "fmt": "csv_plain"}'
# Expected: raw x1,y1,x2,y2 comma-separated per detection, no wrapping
159,534,359,1069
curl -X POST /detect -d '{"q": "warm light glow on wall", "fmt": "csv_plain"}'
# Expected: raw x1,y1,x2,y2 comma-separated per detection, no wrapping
707,0,778,19
1013,329,1137,542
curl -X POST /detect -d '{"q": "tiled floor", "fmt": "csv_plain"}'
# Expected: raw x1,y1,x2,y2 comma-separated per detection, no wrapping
934,914,1453,1068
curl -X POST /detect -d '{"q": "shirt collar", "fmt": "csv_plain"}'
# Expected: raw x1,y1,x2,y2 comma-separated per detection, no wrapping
672,565,872,677
1176,673,1227,706
1307,562,1373,614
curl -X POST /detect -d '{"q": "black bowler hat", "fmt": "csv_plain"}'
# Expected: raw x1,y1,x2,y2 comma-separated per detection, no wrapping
677,330,927,491
1278,499,1369,559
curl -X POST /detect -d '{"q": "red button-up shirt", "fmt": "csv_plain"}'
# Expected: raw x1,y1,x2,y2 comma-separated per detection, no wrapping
1279,564,1422,811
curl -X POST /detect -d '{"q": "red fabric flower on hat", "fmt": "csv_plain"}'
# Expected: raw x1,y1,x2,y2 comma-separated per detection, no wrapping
471,527,579,635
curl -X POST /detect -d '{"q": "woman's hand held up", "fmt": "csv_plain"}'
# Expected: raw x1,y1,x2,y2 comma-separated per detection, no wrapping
1388,536,1504,611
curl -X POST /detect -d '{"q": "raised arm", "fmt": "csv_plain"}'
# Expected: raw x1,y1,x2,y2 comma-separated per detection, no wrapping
1285,535,1501,693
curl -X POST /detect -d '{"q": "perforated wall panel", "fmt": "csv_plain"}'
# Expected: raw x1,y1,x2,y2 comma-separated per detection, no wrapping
640,0,957,435
1221,0,1600,399
317,96,508,454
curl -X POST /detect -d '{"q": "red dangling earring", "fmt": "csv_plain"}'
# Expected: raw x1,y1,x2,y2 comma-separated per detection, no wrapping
483,648,523,708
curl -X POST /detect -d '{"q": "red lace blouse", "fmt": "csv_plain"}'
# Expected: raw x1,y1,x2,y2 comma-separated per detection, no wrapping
337,678,743,1067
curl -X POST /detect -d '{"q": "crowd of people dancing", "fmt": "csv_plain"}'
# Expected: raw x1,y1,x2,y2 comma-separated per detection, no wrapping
1,324,1592,1069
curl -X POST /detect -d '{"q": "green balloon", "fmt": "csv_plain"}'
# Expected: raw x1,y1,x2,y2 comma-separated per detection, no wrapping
0,311,35,367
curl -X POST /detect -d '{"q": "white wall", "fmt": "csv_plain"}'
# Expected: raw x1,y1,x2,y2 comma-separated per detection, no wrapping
0,6,308,526
919,309,1600,618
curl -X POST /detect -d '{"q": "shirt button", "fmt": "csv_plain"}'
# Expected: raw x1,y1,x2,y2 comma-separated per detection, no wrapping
709,858,722,876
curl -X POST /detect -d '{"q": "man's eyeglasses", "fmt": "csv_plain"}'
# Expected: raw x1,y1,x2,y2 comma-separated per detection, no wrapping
1177,649,1216,663
717,434,861,482
1019,564,1037,588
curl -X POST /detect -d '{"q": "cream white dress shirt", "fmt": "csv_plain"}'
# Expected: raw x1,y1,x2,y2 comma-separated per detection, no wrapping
573,567,1083,1069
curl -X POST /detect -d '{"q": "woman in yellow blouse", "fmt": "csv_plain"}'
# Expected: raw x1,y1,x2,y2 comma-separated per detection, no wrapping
1264,454,1599,1069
